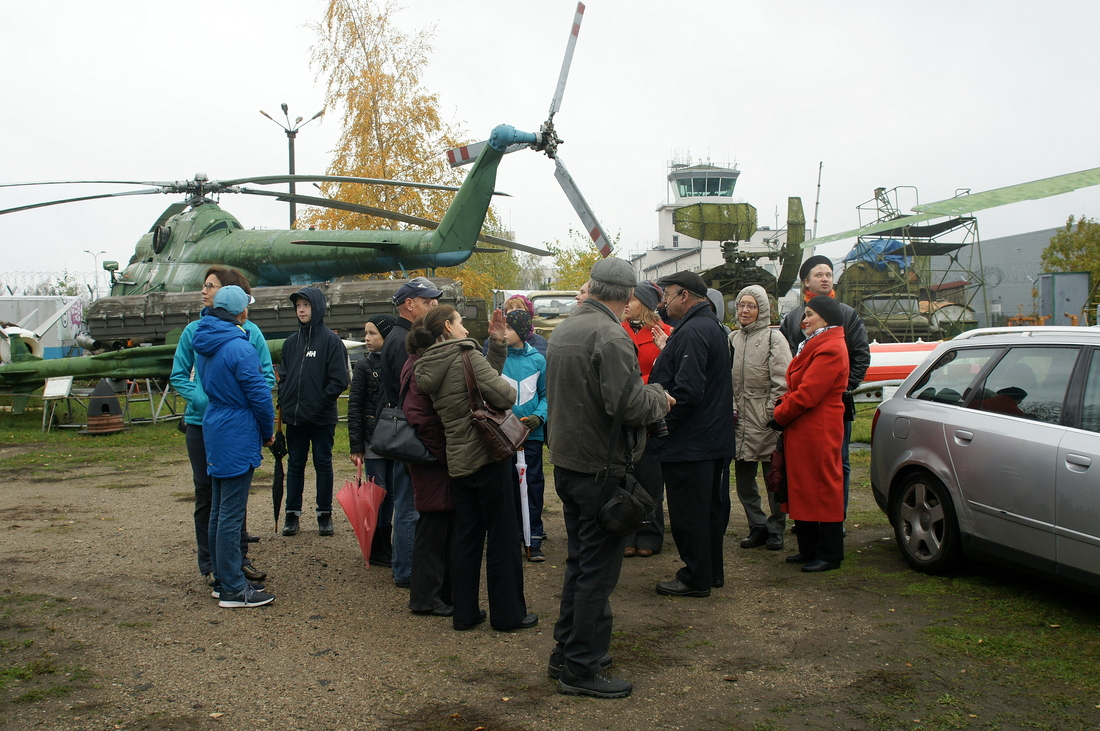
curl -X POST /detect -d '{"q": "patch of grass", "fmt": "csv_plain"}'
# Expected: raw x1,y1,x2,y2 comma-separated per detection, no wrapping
0,408,183,472
0,657,59,690
882,568,1100,697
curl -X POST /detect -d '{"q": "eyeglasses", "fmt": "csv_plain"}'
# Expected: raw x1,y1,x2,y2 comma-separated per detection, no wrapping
736,303,758,311
202,282,220,291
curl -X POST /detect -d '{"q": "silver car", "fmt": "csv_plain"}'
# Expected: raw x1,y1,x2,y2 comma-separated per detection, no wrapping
871,326,1100,592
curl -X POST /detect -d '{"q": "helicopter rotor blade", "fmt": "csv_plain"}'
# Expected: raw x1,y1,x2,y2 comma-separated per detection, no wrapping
549,2,586,119
0,187,168,216
217,173,511,196
552,157,612,257
446,140,528,168
242,188,552,257
912,166,1100,215
0,179,179,189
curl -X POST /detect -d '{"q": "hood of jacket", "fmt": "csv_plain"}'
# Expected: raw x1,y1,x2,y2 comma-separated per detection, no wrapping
293,286,328,333
192,310,248,357
413,338,478,396
735,285,771,335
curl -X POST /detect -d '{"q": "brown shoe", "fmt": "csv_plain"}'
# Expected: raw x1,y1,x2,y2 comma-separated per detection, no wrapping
623,546,636,558
636,548,654,557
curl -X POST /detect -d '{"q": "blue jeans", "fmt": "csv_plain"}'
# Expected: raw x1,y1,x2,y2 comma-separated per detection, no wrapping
384,459,418,584
285,422,335,515
209,469,254,596
186,424,250,576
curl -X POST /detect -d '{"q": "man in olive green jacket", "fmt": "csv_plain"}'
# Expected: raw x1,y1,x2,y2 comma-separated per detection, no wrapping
545,257,673,700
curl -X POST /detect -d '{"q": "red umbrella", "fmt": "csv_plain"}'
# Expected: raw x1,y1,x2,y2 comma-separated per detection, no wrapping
336,466,387,568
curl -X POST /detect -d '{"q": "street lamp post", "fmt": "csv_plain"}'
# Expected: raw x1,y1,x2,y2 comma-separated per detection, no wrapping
259,103,325,228
84,249,106,299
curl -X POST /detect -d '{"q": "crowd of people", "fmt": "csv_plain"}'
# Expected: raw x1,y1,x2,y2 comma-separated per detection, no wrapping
170,254,870,698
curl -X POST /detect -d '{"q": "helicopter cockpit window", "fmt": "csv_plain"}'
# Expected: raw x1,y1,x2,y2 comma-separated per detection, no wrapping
203,221,230,236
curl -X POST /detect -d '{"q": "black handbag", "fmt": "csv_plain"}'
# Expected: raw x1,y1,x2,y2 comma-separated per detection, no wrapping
461,350,529,462
596,384,657,537
369,381,438,466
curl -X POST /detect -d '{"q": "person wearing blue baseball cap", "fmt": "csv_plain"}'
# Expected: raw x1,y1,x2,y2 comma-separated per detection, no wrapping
192,285,276,608
170,267,275,591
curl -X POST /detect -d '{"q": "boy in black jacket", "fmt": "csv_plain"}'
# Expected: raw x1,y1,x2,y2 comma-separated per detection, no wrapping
281,286,350,536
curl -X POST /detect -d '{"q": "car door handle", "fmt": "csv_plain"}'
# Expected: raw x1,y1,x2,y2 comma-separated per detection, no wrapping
953,430,974,444
1065,453,1092,472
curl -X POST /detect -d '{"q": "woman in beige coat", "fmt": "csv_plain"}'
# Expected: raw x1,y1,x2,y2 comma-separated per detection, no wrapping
730,285,792,551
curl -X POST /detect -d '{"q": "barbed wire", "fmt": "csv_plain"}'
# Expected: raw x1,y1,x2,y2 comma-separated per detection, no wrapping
0,271,106,297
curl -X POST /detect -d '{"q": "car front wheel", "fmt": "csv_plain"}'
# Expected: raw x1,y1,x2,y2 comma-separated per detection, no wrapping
891,471,962,574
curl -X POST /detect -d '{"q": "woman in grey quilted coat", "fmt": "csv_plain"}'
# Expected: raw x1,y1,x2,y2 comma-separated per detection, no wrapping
730,285,792,551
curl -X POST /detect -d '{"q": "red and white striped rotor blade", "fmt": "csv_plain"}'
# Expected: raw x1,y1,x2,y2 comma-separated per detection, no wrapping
553,157,611,258
549,2,586,118
446,141,488,168
445,140,528,168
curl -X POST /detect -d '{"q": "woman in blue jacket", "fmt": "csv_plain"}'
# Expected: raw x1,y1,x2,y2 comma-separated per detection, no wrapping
193,286,276,608
169,267,274,586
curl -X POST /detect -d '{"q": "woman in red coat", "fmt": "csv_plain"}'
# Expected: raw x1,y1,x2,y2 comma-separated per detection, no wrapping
771,295,849,572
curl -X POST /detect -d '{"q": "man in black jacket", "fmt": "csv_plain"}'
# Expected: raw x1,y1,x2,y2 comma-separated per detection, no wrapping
281,287,349,537
378,277,442,587
648,270,736,598
779,255,870,514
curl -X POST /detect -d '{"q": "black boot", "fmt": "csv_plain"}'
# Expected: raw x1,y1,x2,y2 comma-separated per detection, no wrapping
282,513,300,536
318,512,334,536
370,525,392,567
740,526,768,549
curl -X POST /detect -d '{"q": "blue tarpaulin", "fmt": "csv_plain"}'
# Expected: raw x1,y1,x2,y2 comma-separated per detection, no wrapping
842,239,910,271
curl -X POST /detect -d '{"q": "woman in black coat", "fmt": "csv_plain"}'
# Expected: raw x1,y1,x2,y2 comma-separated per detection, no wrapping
348,314,397,565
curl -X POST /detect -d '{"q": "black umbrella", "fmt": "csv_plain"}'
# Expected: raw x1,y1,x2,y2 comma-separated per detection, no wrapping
269,409,287,532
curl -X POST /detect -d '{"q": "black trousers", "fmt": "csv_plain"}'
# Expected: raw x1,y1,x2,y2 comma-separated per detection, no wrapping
553,466,627,678
450,460,527,629
186,424,249,576
409,510,454,613
794,520,844,564
663,458,731,591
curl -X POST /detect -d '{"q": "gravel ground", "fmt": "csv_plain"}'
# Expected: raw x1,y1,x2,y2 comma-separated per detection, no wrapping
0,440,1094,731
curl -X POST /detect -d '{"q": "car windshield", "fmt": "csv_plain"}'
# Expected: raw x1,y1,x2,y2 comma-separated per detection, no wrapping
530,296,578,318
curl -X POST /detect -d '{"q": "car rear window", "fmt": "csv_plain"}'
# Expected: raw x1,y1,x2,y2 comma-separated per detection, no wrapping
909,348,999,404
1078,351,1100,433
973,346,1079,424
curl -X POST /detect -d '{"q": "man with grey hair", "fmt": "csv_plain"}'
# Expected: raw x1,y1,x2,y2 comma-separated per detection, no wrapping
545,257,674,699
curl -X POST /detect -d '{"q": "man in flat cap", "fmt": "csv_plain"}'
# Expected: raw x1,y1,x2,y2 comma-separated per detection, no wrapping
779,255,870,516
545,257,673,699
376,277,443,586
648,270,736,598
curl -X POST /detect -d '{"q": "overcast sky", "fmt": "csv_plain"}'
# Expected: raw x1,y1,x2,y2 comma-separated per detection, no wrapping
2,0,1099,282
